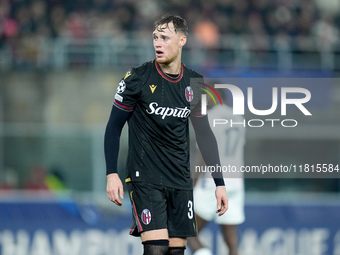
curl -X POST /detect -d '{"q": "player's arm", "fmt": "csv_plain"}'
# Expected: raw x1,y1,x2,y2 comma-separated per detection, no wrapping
104,105,131,206
190,114,228,215
190,114,224,185
105,69,139,206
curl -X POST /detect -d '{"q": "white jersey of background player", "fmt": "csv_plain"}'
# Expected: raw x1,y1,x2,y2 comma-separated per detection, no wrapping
190,103,246,255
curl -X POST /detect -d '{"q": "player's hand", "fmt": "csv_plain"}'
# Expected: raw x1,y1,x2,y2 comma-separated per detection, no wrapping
215,186,228,216
106,173,124,206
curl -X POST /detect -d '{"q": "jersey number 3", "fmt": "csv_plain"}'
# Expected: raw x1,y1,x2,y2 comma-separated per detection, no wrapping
187,200,193,219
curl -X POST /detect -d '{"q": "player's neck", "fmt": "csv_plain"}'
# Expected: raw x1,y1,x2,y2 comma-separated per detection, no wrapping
157,58,182,75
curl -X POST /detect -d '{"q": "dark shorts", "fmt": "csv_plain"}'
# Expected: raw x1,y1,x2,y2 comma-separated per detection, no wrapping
127,181,197,238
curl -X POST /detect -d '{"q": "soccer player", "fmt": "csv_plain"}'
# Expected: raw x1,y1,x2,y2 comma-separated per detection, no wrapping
188,92,246,255
104,14,228,255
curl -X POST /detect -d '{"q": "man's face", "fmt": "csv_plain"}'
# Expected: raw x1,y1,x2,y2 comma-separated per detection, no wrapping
153,22,186,65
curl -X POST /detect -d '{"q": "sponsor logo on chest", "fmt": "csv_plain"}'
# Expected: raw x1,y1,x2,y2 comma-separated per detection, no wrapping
146,102,191,119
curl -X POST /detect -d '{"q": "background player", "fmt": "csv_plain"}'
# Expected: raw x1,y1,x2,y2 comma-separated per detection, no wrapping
188,91,246,255
104,14,228,255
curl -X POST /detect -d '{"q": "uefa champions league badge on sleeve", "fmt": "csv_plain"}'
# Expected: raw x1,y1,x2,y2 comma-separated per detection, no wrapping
117,80,126,94
141,209,151,225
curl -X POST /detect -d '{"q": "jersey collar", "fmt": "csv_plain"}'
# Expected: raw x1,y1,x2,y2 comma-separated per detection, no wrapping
155,59,184,82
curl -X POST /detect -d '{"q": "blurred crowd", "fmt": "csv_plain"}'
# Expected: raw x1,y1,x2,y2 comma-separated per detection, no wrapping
0,0,340,69
1,0,339,46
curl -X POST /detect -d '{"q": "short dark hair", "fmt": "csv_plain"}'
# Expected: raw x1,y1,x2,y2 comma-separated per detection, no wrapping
153,14,188,36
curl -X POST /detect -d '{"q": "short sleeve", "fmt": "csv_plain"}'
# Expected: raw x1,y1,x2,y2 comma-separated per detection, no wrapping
113,69,140,112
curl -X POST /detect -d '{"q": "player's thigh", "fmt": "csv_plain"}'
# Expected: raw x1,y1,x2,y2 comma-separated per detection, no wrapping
166,188,197,238
169,237,187,247
141,229,169,242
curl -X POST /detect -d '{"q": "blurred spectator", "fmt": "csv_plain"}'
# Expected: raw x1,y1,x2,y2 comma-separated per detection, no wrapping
50,5,66,37
247,12,270,50
30,0,49,35
312,13,339,50
24,164,49,190
23,164,67,192
194,18,220,48
0,168,19,190
45,167,67,191
62,12,88,38
0,0,18,48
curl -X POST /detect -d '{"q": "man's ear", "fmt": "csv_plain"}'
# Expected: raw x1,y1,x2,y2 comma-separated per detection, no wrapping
180,35,187,47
